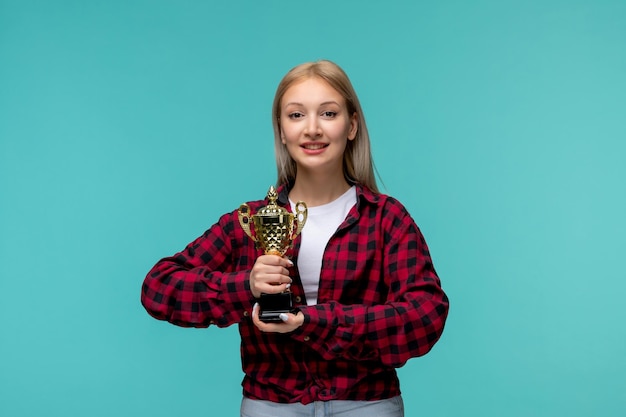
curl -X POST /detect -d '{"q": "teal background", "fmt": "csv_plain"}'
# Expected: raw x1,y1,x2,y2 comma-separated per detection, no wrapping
1,1,625,416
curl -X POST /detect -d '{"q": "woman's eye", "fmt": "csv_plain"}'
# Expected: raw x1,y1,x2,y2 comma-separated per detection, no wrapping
288,112,304,119
322,111,337,118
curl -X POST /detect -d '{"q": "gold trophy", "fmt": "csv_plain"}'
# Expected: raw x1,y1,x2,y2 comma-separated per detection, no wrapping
238,186,307,322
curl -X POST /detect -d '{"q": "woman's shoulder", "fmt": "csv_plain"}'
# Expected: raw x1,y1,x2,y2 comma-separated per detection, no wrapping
357,184,406,209
356,184,419,227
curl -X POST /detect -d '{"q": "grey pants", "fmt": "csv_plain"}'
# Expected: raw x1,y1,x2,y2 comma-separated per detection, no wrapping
240,396,404,417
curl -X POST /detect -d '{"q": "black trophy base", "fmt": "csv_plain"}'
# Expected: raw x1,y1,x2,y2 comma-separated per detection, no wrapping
258,292,296,323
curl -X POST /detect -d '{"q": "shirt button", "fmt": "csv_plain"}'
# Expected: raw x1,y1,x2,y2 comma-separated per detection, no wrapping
303,336,310,342
243,311,249,317
295,296,302,303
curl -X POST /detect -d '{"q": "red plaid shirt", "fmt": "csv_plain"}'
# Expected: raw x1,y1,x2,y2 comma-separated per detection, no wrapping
141,184,449,404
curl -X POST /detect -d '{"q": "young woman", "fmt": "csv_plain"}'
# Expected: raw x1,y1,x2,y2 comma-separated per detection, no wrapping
141,60,449,417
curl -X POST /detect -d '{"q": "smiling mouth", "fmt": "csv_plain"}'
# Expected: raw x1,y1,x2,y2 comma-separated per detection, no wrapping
301,143,328,150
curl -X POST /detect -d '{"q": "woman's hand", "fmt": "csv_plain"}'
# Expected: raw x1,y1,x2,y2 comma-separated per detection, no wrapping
249,255,293,299
252,303,304,333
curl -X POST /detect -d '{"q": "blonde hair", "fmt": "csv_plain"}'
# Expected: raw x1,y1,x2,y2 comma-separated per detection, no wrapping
272,60,379,193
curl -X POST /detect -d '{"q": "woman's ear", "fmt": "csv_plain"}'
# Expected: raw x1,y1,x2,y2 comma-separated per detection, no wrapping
278,118,287,144
348,112,358,140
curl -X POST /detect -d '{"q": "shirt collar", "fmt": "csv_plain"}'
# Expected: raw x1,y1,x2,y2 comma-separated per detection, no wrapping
276,182,380,207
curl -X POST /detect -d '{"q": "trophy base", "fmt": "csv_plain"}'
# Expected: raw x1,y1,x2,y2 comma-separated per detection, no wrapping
258,292,297,323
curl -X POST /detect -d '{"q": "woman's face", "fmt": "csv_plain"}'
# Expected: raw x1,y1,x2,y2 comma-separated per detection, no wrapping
279,77,357,177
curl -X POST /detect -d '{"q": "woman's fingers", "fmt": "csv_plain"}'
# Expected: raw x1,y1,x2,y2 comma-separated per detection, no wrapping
250,255,293,298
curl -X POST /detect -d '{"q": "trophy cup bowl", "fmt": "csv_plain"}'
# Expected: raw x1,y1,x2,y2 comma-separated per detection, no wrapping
238,186,307,322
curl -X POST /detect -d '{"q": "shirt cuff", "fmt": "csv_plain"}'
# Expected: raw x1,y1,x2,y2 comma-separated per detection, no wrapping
290,305,332,351
217,271,255,318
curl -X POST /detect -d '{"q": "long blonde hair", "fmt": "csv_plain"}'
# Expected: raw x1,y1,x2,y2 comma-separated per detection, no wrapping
272,60,379,193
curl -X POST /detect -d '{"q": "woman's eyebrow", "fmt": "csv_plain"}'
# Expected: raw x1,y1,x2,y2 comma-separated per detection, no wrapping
283,100,341,107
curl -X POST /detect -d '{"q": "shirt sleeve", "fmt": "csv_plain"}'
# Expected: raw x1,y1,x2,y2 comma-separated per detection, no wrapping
290,202,449,368
141,211,255,328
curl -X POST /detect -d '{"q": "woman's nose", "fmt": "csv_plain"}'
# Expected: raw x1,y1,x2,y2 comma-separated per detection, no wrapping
304,117,322,136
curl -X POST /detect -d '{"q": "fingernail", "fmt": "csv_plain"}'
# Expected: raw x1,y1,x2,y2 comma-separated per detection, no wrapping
285,283,291,290
287,259,294,266
279,313,289,322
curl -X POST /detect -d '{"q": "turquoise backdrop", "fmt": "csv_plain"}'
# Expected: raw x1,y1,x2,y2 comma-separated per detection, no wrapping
1,1,625,416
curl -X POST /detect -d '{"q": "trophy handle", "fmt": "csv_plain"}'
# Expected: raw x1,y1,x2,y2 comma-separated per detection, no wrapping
293,201,308,237
237,203,256,242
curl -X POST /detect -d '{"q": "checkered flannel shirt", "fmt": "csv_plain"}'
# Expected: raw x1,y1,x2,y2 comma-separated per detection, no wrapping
141,184,449,404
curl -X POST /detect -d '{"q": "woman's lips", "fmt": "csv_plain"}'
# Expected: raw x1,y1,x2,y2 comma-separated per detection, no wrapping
301,143,328,155
301,143,328,150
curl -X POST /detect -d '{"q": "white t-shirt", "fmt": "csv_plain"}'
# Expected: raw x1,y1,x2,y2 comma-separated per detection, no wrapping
290,186,357,305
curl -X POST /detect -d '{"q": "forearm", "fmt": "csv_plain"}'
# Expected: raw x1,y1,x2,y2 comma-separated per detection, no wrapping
141,213,258,327
291,283,448,367
141,257,255,327
289,214,449,367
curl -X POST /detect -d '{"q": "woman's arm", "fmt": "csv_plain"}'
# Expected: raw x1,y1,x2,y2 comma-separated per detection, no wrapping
289,205,449,367
141,212,256,328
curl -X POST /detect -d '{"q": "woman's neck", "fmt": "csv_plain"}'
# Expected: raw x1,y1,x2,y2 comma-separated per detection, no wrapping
289,174,352,207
